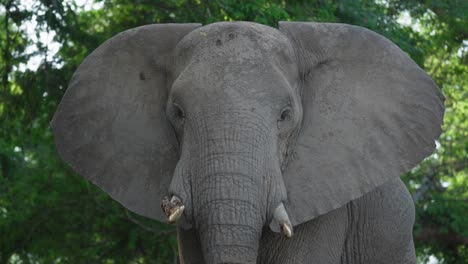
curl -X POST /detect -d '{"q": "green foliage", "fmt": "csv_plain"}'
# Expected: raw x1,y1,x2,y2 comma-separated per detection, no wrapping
1,0,466,263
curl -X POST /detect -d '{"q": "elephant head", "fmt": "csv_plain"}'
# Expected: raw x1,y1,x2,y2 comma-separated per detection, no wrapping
51,22,444,263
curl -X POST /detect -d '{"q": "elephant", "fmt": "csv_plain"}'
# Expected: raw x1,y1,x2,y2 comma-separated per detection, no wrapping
51,21,444,264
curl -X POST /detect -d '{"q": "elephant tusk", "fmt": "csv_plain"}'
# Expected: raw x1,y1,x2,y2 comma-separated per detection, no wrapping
272,202,294,238
280,221,293,238
161,195,185,224
168,204,185,223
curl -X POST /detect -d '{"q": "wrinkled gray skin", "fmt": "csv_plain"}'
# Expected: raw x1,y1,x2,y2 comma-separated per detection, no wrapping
178,178,416,263
51,22,444,264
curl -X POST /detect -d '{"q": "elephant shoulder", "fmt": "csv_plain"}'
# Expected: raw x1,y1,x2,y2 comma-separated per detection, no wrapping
360,177,415,228
343,178,416,263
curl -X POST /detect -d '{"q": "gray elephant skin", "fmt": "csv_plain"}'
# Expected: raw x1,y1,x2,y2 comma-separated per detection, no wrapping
51,22,444,264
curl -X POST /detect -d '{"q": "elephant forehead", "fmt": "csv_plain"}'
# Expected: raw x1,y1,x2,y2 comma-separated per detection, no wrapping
172,58,291,110
171,22,297,104
174,22,295,69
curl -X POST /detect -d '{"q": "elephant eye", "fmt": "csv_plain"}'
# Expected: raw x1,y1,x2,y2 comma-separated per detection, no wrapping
173,103,185,120
278,107,292,123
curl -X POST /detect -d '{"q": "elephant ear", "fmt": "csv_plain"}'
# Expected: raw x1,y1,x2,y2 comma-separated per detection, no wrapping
279,22,444,226
51,24,201,222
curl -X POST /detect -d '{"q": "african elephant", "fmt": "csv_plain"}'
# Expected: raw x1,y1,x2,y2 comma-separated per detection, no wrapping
51,22,444,264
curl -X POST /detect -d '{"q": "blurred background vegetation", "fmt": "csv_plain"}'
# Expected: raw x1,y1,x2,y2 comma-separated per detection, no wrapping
0,0,466,263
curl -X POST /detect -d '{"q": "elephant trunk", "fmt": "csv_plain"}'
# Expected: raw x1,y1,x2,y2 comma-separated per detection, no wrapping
188,117,282,263
197,195,262,263
193,158,266,263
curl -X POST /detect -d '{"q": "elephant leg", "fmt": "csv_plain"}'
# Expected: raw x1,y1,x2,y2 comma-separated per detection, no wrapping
341,178,416,264
257,205,348,264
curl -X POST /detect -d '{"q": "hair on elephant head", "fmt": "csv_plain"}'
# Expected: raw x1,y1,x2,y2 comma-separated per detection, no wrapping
51,22,444,263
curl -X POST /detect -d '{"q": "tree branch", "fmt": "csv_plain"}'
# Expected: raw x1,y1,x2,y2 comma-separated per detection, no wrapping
414,224,468,247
